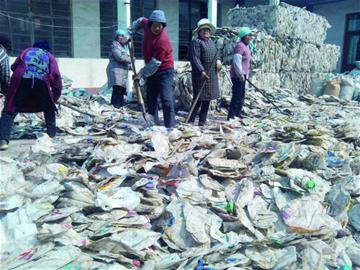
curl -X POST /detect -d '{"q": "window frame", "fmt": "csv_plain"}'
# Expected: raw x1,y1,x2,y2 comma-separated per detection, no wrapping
342,12,360,72
0,0,72,58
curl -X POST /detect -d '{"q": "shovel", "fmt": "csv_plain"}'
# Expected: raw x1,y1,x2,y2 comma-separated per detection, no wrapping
128,38,152,126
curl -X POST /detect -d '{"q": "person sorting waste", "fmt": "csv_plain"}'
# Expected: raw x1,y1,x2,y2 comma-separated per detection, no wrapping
188,18,222,126
129,10,176,128
0,40,62,150
106,29,131,108
228,27,253,120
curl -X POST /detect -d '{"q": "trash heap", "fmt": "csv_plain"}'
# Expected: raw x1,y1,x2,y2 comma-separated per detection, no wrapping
1,80,360,269
216,3,340,94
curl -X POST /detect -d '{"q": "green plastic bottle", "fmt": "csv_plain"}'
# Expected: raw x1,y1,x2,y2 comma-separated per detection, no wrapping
295,177,316,190
227,200,234,214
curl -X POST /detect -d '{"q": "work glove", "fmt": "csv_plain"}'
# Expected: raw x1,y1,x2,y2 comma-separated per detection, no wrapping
216,60,222,73
201,71,210,81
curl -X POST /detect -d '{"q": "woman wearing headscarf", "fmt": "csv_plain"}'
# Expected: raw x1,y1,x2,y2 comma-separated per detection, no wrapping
189,18,222,126
106,29,131,108
0,40,62,150
228,27,253,120
129,10,175,128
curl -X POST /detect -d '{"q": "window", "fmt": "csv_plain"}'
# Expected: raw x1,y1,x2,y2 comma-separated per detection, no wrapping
0,0,72,57
130,0,156,58
178,0,208,61
100,0,118,58
342,12,360,72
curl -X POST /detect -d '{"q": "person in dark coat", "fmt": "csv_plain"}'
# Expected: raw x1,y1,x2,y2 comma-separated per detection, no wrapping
106,29,131,108
0,40,62,150
0,35,11,95
189,18,222,126
129,10,176,128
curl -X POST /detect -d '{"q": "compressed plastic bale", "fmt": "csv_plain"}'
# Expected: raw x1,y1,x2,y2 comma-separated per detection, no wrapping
249,71,281,90
323,76,341,97
349,204,360,231
279,72,330,94
227,4,330,45
220,31,339,73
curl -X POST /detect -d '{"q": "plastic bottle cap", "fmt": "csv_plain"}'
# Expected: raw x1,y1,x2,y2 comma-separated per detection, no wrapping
305,179,315,189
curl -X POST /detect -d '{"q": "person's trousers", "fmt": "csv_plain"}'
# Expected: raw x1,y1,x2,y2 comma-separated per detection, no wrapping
111,85,126,108
228,77,246,120
189,100,210,125
146,68,175,128
0,78,56,142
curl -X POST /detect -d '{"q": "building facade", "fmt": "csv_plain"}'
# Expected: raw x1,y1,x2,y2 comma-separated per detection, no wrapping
0,0,358,87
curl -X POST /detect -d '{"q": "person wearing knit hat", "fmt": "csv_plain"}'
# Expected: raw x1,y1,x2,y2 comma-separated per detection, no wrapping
0,35,11,96
0,40,62,150
188,18,222,126
106,29,131,108
228,27,253,120
128,10,175,128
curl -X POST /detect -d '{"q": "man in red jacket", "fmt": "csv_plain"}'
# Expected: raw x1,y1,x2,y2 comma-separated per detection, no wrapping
129,10,175,128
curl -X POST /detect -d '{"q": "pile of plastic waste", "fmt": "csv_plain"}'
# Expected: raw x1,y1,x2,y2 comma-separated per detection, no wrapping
1,3,360,269
1,74,360,269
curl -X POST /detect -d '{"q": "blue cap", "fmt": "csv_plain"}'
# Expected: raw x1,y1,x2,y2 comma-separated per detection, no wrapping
149,10,166,24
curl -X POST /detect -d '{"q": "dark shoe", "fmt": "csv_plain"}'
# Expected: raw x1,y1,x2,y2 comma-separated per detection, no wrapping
46,127,56,138
0,140,9,150
198,121,206,127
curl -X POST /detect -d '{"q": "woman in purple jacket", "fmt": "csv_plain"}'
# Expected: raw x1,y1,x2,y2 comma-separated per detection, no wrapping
0,40,62,150
228,27,253,120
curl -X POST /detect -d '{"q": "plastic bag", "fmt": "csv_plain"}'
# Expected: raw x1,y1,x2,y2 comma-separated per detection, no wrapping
349,204,360,231
323,76,341,97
